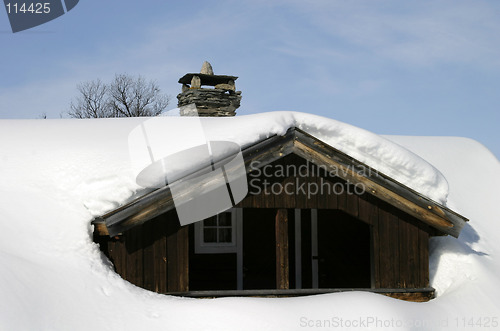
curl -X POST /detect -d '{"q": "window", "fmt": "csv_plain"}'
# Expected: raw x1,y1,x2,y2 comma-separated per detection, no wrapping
195,210,238,253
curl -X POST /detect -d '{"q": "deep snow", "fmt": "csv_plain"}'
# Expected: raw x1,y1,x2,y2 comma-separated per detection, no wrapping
0,112,498,330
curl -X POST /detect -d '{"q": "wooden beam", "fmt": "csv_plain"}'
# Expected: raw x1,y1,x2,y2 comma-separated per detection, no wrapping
167,287,435,302
93,222,109,236
292,129,467,237
96,130,295,237
275,209,289,290
177,225,189,292
381,291,434,302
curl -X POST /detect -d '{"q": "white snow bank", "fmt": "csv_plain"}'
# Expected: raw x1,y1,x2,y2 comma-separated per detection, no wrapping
0,113,498,330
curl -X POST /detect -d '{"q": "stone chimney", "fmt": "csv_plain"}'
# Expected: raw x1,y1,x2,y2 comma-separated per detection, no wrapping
177,61,242,117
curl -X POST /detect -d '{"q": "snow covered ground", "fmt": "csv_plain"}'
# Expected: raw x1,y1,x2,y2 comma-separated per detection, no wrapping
0,112,498,330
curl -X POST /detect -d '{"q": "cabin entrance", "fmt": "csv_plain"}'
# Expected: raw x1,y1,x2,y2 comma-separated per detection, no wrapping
314,209,371,288
188,208,372,292
292,209,371,289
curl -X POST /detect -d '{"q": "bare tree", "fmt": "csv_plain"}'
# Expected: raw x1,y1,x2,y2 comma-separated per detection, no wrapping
68,74,170,118
109,74,170,117
68,79,109,118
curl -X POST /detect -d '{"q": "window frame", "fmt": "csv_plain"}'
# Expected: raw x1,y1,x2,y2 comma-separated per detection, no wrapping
194,209,238,254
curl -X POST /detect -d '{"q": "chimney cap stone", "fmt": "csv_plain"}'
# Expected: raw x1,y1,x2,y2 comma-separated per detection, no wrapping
178,61,237,87
178,73,238,86
200,61,214,75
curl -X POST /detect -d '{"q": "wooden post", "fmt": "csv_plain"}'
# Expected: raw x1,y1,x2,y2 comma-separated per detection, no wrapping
177,225,189,292
275,209,289,289
154,215,168,293
167,220,189,292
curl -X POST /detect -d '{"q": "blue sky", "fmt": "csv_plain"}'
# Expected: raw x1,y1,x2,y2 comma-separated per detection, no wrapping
1,0,499,159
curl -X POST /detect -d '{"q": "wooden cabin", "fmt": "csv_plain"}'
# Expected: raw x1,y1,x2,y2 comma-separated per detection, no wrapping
93,128,467,302
92,63,468,302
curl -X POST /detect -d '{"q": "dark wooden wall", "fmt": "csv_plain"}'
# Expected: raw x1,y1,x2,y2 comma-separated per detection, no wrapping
94,153,431,294
94,210,188,293
375,200,430,289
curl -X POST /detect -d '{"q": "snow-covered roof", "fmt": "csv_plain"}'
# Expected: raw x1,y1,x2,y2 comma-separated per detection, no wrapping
95,124,466,237
0,111,498,330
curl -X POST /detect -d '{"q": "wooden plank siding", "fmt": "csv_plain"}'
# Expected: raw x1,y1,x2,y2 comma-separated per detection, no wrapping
419,228,430,287
398,219,412,288
99,236,127,281
94,210,188,294
374,202,429,289
125,225,143,288
94,153,431,298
